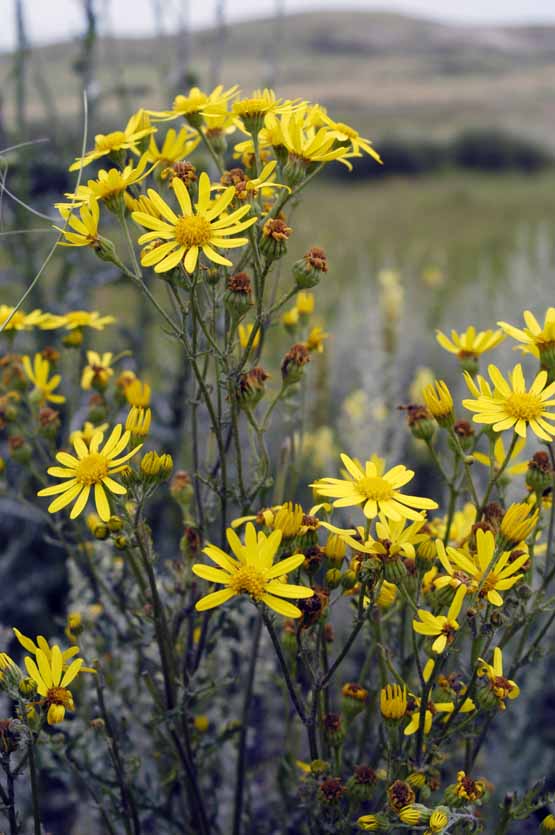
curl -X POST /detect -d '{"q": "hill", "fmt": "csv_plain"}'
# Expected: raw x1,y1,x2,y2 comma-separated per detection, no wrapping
1,10,555,146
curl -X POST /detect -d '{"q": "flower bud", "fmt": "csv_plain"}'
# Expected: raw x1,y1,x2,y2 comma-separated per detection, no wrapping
293,246,328,289
322,713,345,748
325,568,342,589
340,569,357,590
260,217,292,260
224,272,253,319
526,451,553,494
346,765,377,802
281,343,310,386
401,404,436,442
8,435,32,464
341,682,368,720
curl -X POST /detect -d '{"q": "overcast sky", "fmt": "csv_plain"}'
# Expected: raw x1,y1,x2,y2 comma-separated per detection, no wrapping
3,0,554,51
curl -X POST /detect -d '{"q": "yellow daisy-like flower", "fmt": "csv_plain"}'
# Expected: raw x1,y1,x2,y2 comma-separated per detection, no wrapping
54,200,100,248
476,647,520,710
436,529,529,606
24,645,85,725
311,453,437,522
427,809,450,833
149,85,239,125
68,109,155,170
305,326,328,353
70,421,109,447
412,584,466,653
144,126,201,170
320,113,383,164
462,363,555,441
233,88,298,120
0,305,44,332
13,628,82,667
268,110,352,167
65,156,150,207
423,380,454,425
498,308,555,360
23,354,65,405
344,514,429,561
403,694,474,736
81,351,114,390
473,435,527,477
132,172,257,274
193,523,313,617
436,326,505,358
37,424,141,521
58,311,116,331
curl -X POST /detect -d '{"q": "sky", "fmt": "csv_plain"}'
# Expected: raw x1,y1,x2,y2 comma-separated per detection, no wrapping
3,0,555,51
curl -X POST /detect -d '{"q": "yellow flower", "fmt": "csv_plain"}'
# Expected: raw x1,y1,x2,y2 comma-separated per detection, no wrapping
427,808,449,833
462,363,555,441
344,515,429,561
132,172,257,273
412,585,466,653
473,435,528,477
0,305,44,332
125,379,151,407
423,380,454,425
144,126,201,170
70,421,109,447
268,110,352,166
356,814,382,831
65,156,150,208
311,453,437,522
192,523,313,617
282,308,299,328
149,85,239,125
13,628,86,668
54,200,100,248
59,311,116,331
81,351,114,390
305,326,328,353
126,406,152,438
238,323,260,351
436,326,504,358
540,814,555,832
499,502,539,548
498,308,555,360
296,291,315,316
376,580,398,608
37,424,141,521
24,645,85,724
232,88,299,122
476,647,519,709
23,354,65,405
380,684,407,720
403,694,474,736
69,110,155,170
320,113,382,163
436,529,528,607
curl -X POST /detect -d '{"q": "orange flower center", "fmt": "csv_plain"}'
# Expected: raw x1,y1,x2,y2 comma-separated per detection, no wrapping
75,453,109,485
505,391,543,422
228,565,267,600
47,687,74,708
357,475,393,502
174,215,212,248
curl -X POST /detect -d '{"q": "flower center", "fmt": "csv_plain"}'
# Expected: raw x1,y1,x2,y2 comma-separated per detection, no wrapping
505,391,543,421
356,475,393,502
174,215,212,248
95,131,126,152
75,452,109,485
228,565,267,600
47,687,74,708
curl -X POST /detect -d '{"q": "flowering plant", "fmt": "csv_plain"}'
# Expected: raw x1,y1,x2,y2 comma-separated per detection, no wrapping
1,85,555,835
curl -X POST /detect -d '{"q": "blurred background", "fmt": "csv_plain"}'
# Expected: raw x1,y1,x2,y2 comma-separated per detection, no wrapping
1,2,555,825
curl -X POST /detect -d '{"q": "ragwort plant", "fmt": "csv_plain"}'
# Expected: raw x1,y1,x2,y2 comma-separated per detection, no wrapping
1,85,555,834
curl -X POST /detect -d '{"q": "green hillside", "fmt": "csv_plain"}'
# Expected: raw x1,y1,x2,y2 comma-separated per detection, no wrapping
2,10,555,146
